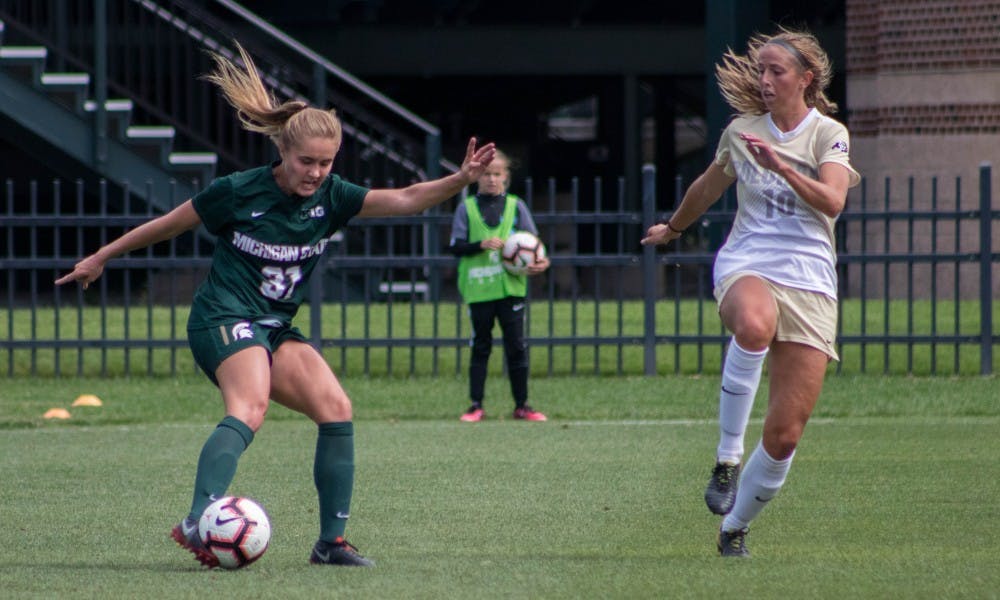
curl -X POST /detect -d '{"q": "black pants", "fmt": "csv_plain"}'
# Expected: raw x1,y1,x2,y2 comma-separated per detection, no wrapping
468,296,528,407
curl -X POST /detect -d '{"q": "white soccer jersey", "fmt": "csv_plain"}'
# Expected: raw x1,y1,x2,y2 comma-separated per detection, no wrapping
713,108,860,299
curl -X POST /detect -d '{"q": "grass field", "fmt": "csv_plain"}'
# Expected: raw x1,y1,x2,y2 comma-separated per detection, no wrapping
0,374,997,598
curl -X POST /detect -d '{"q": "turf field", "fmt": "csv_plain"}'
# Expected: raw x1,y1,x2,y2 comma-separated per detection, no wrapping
0,375,996,598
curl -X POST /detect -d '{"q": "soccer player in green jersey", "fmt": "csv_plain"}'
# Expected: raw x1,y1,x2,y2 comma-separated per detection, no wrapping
642,29,858,557
56,42,496,568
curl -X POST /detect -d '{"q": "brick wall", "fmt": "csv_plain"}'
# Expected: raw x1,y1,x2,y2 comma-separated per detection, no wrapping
847,0,1000,75
844,0,1000,299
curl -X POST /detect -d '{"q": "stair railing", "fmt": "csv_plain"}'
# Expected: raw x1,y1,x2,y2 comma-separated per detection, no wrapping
0,0,450,184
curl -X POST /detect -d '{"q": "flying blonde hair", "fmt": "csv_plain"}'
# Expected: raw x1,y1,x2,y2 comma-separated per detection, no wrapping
201,42,342,153
715,28,837,117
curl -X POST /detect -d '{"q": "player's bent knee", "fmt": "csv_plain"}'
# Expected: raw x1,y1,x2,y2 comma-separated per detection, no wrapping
327,396,353,420
299,393,352,423
732,326,773,350
237,402,270,431
729,314,775,347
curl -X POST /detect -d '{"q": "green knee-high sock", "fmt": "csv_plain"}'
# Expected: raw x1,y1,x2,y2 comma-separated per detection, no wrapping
186,416,254,522
315,421,355,542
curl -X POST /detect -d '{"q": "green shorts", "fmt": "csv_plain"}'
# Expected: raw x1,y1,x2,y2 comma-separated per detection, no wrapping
187,320,308,385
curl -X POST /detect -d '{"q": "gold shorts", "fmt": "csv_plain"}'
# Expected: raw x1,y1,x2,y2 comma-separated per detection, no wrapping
714,272,839,361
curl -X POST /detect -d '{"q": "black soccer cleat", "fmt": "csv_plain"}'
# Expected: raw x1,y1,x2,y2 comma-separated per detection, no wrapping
704,461,741,515
717,527,749,558
309,537,375,567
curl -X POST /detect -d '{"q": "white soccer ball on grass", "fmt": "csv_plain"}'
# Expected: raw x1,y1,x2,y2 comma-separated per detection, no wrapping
198,496,271,569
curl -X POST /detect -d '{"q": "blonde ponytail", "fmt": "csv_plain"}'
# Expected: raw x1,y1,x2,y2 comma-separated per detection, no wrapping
202,42,342,152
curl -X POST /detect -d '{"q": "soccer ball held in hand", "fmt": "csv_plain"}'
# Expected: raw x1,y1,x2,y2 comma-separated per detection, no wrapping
501,231,546,275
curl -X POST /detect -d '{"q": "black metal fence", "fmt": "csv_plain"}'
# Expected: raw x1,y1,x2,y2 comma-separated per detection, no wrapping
2,165,998,378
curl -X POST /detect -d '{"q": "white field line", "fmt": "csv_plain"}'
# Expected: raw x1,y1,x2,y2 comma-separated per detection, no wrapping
8,415,999,436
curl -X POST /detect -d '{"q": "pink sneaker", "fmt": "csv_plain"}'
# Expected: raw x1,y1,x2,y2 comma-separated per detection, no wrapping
460,407,484,422
512,406,547,421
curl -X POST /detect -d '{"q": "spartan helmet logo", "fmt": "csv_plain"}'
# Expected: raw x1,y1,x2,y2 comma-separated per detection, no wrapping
231,322,254,341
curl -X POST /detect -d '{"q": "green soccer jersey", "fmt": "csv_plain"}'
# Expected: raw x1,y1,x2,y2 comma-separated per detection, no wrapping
187,164,368,330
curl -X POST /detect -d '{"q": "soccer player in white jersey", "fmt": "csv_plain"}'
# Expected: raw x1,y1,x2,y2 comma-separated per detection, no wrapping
641,28,860,557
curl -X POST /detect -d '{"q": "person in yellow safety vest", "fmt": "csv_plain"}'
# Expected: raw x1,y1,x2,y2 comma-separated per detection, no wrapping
448,150,550,422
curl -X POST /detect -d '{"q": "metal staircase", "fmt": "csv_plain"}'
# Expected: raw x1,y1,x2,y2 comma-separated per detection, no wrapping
0,17,215,210
0,0,452,302
0,0,450,195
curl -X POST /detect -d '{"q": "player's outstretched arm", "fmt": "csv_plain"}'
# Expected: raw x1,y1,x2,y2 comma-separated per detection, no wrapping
55,200,202,289
641,162,733,246
358,137,496,217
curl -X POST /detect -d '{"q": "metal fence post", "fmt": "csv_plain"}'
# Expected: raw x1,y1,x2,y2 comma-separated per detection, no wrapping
425,132,442,302
93,0,107,170
309,63,327,346
642,164,657,375
979,162,993,375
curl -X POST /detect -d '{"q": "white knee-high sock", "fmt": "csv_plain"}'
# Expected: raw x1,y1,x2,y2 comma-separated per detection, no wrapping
722,442,793,531
716,338,768,464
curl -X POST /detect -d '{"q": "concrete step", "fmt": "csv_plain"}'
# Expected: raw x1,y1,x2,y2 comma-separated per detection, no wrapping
168,152,217,166
169,152,218,184
84,98,134,137
40,72,89,86
0,46,47,81
83,98,134,112
125,125,175,164
39,72,91,111
126,125,175,140
0,46,46,60
126,128,217,183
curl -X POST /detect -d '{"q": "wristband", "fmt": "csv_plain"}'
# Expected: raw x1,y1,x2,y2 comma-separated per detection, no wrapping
658,219,686,234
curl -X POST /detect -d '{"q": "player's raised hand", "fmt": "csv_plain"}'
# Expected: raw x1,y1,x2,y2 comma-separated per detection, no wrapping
459,137,496,184
55,254,107,289
739,132,786,173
